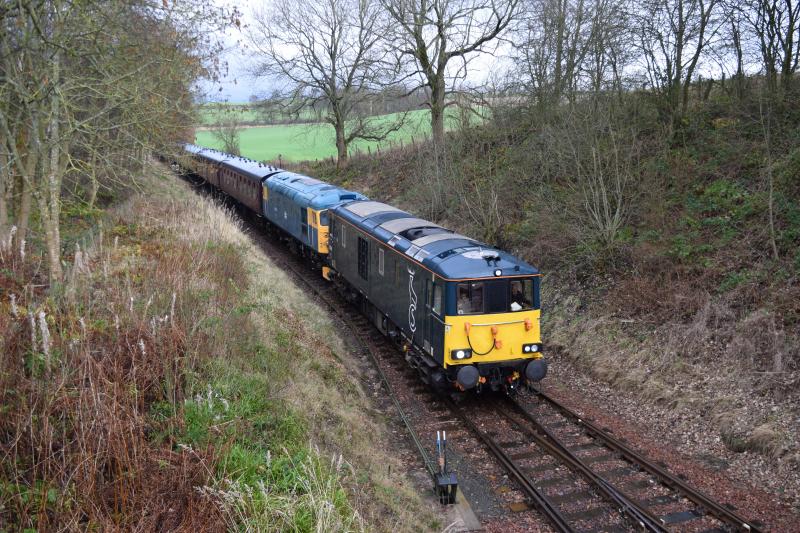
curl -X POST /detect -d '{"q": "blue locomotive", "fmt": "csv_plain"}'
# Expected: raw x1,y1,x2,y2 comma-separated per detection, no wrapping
179,144,546,393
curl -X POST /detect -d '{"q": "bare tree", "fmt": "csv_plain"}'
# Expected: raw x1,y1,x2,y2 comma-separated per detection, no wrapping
513,0,631,105
247,0,401,165
211,119,242,156
559,103,640,251
636,0,720,128
735,0,800,97
0,0,227,280
382,0,520,147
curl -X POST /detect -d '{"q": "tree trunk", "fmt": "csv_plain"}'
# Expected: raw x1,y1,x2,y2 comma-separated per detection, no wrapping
334,119,348,167
17,171,33,247
430,76,446,148
40,54,64,282
0,132,8,232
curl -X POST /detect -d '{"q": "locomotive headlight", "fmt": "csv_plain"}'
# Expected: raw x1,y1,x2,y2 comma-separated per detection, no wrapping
523,345,531,353
451,349,472,360
494,269,502,277
522,343,541,354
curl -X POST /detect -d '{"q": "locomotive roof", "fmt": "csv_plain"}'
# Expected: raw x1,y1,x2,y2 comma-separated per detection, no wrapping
265,171,368,209
333,201,539,280
184,144,282,180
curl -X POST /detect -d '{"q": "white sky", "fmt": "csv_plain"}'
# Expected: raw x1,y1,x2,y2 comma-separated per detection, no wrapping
199,0,511,103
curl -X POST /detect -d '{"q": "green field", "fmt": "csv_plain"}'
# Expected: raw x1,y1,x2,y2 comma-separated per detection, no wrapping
195,108,481,162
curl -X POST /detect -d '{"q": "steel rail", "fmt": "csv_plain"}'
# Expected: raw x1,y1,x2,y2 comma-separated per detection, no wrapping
498,397,668,533
533,389,763,533
445,397,575,533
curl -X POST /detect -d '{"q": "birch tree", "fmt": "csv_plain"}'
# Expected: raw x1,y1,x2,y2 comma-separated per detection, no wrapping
0,0,227,280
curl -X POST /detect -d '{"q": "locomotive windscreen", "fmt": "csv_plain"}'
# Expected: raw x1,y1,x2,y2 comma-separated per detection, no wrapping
456,278,538,315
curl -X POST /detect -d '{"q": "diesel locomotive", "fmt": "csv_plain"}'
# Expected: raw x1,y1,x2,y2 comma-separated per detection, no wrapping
178,144,547,393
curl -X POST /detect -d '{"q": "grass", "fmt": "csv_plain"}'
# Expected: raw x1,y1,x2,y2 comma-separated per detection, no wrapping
0,164,438,531
200,102,263,125
195,107,484,162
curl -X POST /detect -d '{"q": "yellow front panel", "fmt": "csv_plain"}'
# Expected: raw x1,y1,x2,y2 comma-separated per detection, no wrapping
443,310,541,367
310,209,329,254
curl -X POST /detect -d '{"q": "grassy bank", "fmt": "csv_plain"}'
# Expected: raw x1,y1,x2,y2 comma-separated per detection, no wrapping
0,164,437,530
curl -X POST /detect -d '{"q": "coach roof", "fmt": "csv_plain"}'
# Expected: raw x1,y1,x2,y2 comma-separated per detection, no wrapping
185,144,282,180
333,201,538,280
266,171,367,210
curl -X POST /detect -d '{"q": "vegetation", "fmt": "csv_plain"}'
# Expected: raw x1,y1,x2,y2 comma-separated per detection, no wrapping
2,0,799,527
307,78,800,457
0,0,231,282
0,167,437,530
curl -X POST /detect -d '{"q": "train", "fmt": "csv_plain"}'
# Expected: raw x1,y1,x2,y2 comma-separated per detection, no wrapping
177,144,547,393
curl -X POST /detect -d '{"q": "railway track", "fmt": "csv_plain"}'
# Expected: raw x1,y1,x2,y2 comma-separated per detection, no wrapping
182,173,766,533
449,391,764,532
516,390,764,532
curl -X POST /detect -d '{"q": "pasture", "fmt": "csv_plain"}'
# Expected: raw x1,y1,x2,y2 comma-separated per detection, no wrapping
194,108,483,162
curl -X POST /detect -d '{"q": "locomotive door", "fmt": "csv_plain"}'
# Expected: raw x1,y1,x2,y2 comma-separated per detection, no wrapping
300,207,309,244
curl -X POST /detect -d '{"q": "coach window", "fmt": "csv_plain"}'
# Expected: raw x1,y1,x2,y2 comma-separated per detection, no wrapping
457,282,483,315
341,224,346,247
432,283,443,315
510,279,533,311
378,248,384,276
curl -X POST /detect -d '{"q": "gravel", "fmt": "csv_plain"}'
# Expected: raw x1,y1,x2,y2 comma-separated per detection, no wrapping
544,350,800,531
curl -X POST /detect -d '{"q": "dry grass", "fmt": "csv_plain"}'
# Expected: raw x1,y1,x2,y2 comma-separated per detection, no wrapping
1,165,437,531
0,206,229,530
545,274,798,460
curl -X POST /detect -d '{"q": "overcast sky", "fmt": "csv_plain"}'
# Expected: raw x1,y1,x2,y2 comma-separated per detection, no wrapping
198,0,511,103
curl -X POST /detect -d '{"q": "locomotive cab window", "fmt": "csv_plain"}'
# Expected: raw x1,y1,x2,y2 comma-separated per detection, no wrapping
319,210,330,225
457,282,484,315
510,279,534,311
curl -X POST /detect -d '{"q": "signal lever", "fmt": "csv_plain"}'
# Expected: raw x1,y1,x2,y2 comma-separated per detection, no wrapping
435,430,458,504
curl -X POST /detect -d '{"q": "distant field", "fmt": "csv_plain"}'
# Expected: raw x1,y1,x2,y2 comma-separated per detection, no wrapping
194,108,482,162
199,102,318,126
200,103,262,125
